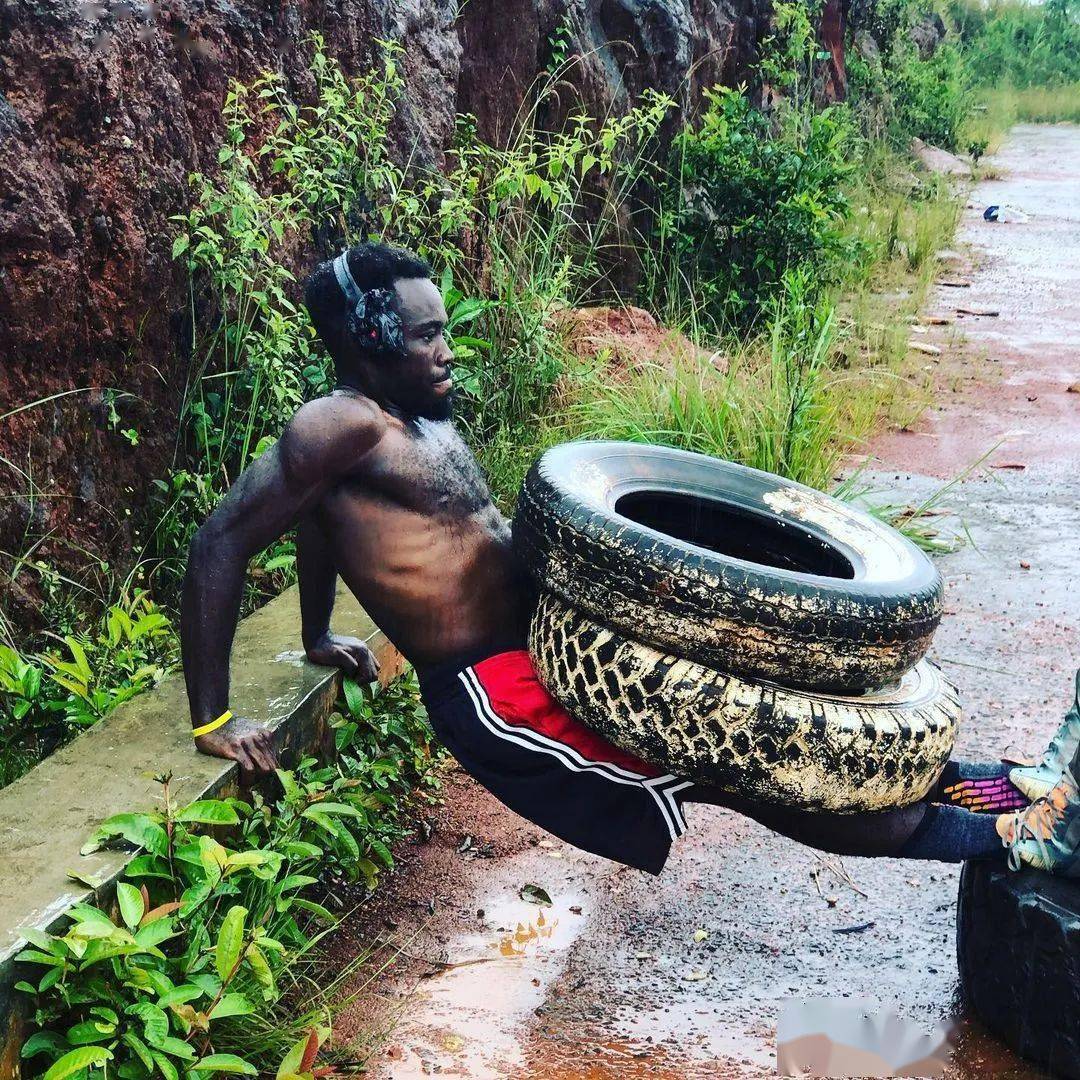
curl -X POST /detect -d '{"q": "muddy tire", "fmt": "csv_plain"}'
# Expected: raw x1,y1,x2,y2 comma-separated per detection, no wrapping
515,441,943,693
529,592,959,812
957,860,1080,1078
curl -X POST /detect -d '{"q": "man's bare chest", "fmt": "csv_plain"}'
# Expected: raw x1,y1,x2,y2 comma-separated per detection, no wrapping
345,417,493,517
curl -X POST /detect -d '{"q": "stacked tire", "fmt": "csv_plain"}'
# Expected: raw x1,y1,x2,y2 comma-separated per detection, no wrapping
514,441,961,813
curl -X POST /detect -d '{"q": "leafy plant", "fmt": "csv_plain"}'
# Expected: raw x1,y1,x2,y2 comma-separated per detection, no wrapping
951,0,1080,90
16,674,438,1079
653,84,860,327
0,593,176,784
39,592,175,731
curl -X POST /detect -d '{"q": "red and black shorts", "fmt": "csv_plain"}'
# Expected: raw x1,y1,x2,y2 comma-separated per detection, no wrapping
417,649,693,875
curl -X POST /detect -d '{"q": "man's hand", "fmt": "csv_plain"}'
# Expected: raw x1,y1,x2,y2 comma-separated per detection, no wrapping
194,716,278,783
305,631,381,682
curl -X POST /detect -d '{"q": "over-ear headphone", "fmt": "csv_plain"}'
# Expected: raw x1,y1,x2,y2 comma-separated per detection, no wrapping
332,251,405,355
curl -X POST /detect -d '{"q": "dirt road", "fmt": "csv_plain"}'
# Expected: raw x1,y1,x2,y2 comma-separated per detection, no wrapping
334,124,1080,1078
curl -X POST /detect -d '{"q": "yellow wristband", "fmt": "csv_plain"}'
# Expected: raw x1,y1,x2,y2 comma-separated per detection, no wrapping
192,710,233,738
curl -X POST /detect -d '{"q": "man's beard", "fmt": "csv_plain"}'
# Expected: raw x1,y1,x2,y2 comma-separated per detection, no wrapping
418,390,454,422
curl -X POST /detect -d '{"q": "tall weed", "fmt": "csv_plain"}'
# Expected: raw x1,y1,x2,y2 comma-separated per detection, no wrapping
569,271,846,491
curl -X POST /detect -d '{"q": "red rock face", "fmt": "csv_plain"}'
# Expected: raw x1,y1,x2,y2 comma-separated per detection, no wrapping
0,0,772,626
819,0,848,101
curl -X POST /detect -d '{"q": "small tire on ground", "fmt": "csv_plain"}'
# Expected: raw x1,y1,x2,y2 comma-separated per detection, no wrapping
515,441,943,693
957,859,1080,1079
529,592,959,813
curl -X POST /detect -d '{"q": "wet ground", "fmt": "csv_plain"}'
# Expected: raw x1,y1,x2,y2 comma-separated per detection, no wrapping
333,124,1080,1078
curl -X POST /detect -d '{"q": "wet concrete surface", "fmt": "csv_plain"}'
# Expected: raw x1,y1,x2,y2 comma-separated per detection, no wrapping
335,124,1079,1077
0,583,394,972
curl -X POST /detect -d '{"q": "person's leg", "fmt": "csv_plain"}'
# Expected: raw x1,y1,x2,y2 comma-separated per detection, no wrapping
687,787,1005,861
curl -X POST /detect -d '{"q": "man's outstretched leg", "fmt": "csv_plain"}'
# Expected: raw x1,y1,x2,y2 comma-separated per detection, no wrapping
689,748,1080,875
686,786,1008,862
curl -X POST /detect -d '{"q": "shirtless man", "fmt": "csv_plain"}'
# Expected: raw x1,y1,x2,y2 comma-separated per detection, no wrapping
181,241,1080,878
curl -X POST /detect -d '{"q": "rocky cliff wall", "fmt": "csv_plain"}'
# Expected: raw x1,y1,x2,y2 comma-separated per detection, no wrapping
0,0,771,626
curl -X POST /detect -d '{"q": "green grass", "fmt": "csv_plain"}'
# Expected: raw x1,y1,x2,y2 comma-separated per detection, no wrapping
978,84,1080,136
549,140,962,499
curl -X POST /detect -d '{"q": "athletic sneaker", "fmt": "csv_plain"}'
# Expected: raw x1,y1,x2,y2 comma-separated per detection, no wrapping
997,764,1080,875
1010,670,1080,802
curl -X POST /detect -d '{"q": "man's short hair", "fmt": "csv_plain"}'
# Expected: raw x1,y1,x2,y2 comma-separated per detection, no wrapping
304,241,434,365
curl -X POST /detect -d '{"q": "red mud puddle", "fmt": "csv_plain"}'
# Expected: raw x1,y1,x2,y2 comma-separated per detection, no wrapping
374,889,589,1078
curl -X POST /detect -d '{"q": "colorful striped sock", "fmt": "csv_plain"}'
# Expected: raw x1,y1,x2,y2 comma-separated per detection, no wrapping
933,760,1029,813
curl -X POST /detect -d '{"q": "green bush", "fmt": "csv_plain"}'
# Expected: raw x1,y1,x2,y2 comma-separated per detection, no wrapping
0,593,176,785
657,86,860,326
15,673,438,1080
951,0,1080,88
847,0,972,150
888,42,971,149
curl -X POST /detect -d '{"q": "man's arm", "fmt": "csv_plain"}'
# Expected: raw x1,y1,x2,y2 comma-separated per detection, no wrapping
181,397,383,779
298,514,380,680
298,514,337,651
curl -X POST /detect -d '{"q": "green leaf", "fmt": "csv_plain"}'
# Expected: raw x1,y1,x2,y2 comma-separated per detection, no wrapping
15,948,65,967
278,874,318,893
21,1031,71,1060
282,841,322,860
275,769,303,804
81,814,168,857
171,234,190,259
123,855,173,880
156,984,203,1009
19,927,60,953
291,899,336,923
225,850,267,871
215,905,247,982
244,944,274,994
275,1035,308,1080
117,883,145,930
128,1003,169,1048
177,800,240,826
190,1054,257,1074
66,1020,114,1046
188,973,221,997
301,802,362,818
135,917,178,950
151,1050,178,1080
178,880,213,919
43,1046,113,1080
154,1037,195,1061
520,883,553,907
208,993,254,1020
78,938,146,967
198,835,227,885
342,677,367,718
69,903,118,936
122,1032,155,1072
369,836,394,868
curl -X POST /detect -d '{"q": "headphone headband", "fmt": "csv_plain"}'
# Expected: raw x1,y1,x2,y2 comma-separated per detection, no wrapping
332,251,363,309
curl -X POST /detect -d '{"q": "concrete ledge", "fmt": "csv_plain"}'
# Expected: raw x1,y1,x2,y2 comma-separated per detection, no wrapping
0,581,398,991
